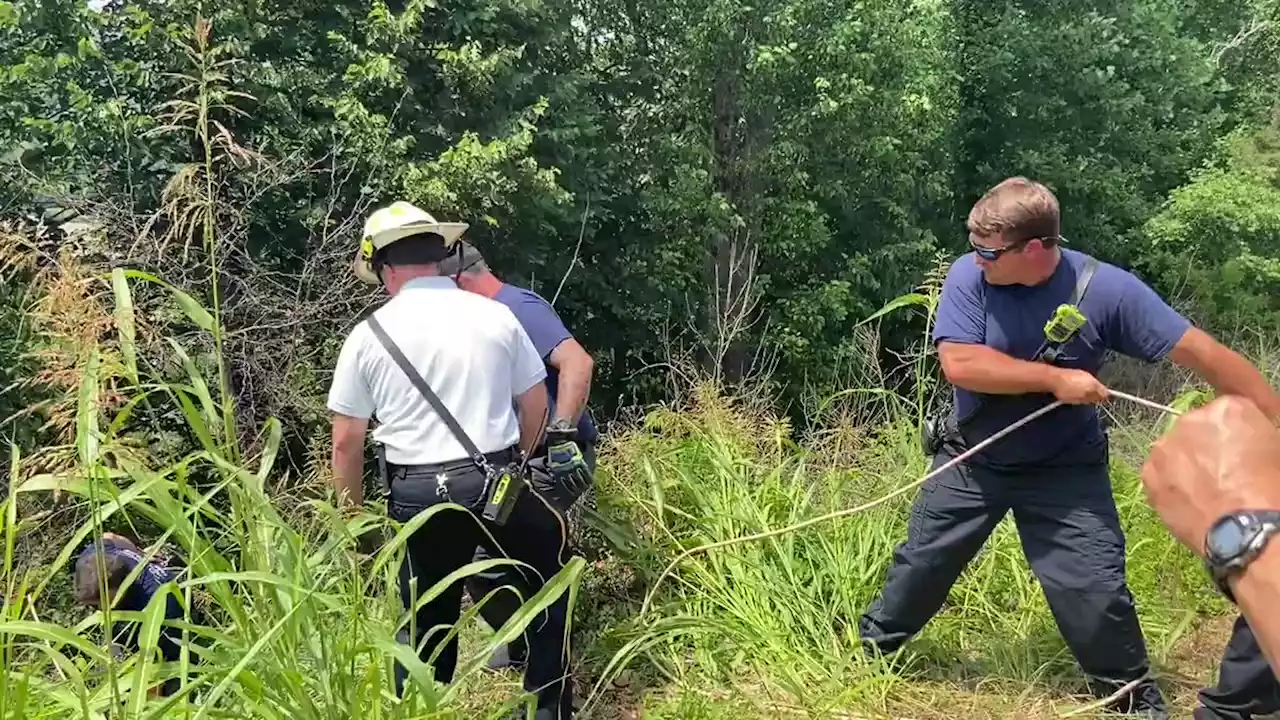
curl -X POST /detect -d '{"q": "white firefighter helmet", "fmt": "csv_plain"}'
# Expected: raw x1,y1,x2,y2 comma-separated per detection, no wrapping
353,201,469,285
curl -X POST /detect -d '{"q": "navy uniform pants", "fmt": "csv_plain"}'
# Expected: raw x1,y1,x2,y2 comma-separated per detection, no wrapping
857,444,1169,716
466,444,596,666
387,447,576,719
1195,614,1280,719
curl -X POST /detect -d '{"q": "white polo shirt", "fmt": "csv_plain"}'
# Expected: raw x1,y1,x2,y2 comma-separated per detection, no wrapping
326,276,547,465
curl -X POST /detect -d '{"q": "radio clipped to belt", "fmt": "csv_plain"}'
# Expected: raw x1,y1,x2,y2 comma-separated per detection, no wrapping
478,458,524,525
920,255,1099,455
366,315,528,527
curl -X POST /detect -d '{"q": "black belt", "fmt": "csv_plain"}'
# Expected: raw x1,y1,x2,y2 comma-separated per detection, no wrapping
386,446,517,477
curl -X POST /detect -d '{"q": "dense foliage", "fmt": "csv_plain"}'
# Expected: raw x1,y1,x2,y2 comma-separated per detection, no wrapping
3,0,1277,441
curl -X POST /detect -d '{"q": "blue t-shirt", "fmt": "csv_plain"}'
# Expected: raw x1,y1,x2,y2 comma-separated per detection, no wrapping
493,285,599,445
932,248,1191,469
78,538,183,661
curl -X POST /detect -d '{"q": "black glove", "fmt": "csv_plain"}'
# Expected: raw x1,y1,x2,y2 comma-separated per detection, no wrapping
544,419,592,499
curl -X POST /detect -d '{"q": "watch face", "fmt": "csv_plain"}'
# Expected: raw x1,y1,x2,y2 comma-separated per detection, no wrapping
1207,517,1250,564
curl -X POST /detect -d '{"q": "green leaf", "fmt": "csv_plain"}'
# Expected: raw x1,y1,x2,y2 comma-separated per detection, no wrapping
76,348,101,469
4,444,17,582
127,585,177,712
854,292,931,328
170,386,218,457
0,621,111,664
166,338,220,445
447,556,586,695
120,269,215,331
111,268,139,386
255,417,281,491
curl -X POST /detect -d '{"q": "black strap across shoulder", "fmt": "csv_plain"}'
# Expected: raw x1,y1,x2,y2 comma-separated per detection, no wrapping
1031,254,1099,363
1072,255,1099,308
366,314,490,469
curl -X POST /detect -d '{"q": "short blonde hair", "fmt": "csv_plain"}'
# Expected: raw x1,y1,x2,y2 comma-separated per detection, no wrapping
966,176,1061,246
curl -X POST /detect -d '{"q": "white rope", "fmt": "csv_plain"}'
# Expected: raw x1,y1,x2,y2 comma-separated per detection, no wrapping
640,389,1182,616
1108,388,1182,416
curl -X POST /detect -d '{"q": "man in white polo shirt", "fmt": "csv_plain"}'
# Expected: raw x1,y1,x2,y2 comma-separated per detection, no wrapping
326,201,576,719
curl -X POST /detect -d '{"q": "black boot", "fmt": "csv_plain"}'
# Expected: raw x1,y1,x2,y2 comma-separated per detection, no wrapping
486,641,529,671
1086,675,1170,719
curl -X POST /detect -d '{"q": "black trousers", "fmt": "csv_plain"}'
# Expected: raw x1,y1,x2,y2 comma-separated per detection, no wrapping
857,444,1168,715
466,445,596,663
1195,614,1280,719
387,448,575,718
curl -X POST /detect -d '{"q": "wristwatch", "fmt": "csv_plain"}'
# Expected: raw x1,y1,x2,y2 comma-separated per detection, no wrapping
1204,510,1280,603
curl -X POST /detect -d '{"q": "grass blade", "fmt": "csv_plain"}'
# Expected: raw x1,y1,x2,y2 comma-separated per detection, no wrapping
255,417,281,491
76,347,101,469
111,268,140,386
121,269,215,332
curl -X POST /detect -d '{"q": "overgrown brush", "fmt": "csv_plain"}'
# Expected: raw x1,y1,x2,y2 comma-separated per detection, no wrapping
0,18,584,718
0,279,582,717
2,12,1271,720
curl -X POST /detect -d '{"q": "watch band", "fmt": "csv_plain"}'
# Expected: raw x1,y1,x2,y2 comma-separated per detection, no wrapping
1205,510,1280,603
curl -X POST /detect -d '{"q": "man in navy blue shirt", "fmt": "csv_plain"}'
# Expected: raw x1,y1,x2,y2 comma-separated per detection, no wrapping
439,241,598,671
857,177,1280,718
75,533,186,696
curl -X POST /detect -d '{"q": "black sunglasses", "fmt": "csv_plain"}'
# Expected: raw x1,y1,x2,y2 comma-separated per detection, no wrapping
969,235,1063,261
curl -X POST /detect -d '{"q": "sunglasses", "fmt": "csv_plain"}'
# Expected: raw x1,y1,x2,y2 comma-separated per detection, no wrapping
969,235,1063,261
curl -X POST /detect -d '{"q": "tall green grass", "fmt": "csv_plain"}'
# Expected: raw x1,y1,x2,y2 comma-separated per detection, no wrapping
0,259,1247,720
0,228,585,720
576,283,1240,719
2,211,1246,719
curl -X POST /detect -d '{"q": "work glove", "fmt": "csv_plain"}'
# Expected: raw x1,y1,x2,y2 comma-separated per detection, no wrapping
544,420,593,499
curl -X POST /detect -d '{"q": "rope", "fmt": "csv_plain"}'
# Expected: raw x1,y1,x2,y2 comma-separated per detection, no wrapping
628,388,1184,714
1108,389,1182,417
1059,674,1151,717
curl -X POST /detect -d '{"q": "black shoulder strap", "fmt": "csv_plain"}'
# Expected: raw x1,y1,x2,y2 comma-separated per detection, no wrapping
366,314,488,467
1072,255,1098,306
1031,254,1100,364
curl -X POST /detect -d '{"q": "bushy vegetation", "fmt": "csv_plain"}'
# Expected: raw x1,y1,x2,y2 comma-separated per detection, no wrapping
3,0,1280,717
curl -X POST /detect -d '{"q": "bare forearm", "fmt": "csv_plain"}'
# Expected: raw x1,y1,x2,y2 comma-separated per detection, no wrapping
1229,547,1280,670
1200,352,1280,423
554,364,592,424
941,344,1062,395
516,386,549,455
520,412,544,455
331,446,364,509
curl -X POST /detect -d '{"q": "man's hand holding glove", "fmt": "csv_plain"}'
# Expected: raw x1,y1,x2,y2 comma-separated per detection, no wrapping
544,419,593,499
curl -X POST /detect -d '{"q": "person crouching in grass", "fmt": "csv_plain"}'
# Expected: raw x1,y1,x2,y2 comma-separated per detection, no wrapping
74,532,191,698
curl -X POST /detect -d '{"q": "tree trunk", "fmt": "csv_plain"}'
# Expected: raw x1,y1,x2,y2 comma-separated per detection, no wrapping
707,31,760,387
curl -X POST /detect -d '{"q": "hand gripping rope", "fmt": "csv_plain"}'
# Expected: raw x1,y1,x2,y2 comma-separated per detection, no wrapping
635,389,1184,715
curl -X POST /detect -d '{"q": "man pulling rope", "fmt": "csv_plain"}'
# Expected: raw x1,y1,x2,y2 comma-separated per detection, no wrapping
856,178,1280,719
639,177,1280,720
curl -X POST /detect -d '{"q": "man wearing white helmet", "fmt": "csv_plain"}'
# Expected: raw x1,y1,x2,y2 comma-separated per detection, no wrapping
326,201,576,719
